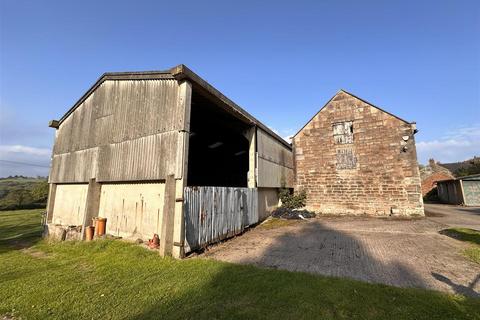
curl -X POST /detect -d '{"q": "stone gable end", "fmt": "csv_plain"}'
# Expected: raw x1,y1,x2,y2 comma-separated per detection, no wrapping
293,91,424,216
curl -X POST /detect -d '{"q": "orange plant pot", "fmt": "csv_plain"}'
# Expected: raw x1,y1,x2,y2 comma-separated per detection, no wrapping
93,217,107,236
85,226,95,241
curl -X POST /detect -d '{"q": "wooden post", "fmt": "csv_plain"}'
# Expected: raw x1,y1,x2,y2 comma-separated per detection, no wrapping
459,179,466,205
160,174,176,256
46,183,57,223
245,126,257,188
172,80,192,258
81,178,102,240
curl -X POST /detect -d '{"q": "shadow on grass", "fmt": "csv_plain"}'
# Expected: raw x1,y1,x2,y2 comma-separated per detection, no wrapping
129,219,480,319
439,228,480,245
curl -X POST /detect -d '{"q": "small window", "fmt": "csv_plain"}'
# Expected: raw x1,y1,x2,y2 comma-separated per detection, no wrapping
333,121,353,144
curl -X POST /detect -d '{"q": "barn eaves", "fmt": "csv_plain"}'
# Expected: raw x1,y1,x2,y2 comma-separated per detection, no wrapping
51,64,291,149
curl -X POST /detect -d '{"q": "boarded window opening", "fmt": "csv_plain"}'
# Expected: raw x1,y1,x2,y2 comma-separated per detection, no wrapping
333,121,353,144
336,148,357,170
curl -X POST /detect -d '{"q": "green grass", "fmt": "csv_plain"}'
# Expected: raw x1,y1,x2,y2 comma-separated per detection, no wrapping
0,209,44,251
0,210,479,320
258,217,301,230
464,247,480,264
441,228,480,246
441,228,480,264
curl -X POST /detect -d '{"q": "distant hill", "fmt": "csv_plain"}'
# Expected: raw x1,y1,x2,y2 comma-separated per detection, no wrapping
0,176,48,210
437,156,480,178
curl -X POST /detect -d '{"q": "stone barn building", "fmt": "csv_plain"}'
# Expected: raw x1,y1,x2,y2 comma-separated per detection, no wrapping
46,65,293,258
293,90,424,216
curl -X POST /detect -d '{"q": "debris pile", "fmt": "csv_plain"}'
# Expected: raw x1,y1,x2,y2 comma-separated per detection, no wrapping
271,207,316,220
148,234,160,249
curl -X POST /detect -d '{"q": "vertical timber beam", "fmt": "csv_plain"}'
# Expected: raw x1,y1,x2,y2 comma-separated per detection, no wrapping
81,178,102,240
160,174,176,256
459,179,466,205
172,80,192,258
245,126,257,188
46,183,57,224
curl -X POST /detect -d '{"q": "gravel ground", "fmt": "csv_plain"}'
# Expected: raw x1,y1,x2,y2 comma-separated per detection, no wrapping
202,204,480,297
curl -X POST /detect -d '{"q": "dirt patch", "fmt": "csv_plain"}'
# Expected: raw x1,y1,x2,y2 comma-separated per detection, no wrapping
203,215,480,297
21,248,49,259
424,210,445,217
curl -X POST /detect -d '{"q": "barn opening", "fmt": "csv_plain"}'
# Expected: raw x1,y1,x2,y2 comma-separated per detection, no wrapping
187,89,250,187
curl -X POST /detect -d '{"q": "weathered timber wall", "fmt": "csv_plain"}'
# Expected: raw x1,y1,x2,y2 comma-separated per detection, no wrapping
257,187,280,220
256,128,294,188
98,182,166,239
293,91,424,216
52,184,88,225
437,180,463,205
50,79,186,183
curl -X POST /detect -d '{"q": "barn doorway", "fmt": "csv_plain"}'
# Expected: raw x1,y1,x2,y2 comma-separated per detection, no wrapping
186,90,250,187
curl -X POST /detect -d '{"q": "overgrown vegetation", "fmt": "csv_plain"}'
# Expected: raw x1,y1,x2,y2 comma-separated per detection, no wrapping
440,228,480,264
279,188,307,209
454,160,480,177
258,217,300,230
1,209,480,319
0,176,48,210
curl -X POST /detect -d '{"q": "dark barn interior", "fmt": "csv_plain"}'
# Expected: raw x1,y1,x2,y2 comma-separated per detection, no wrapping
187,90,250,187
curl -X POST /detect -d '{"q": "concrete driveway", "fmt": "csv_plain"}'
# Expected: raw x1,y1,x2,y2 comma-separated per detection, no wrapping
424,203,480,230
202,204,480,297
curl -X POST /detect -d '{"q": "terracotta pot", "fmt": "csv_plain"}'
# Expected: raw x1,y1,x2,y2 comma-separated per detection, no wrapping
93,217,107,236
85,226,95,241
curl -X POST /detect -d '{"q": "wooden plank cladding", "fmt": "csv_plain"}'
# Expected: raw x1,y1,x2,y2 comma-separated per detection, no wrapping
50,79,186,183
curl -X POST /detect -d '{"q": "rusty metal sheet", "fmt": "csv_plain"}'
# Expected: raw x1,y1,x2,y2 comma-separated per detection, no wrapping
184,186,258,252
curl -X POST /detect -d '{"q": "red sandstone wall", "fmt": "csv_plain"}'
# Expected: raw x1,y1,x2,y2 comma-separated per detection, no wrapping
293,91,424,216
421,172,453,196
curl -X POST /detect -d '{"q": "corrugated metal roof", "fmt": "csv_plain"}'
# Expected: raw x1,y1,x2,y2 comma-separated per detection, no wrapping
54,64,291,149
437,173,480,183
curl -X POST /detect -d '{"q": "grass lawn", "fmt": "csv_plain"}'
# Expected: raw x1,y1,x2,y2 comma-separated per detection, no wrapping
1,210,479,320
441,228,480,264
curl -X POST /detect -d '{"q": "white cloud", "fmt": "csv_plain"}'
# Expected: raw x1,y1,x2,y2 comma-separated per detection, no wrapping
0,145,51,157
0,145,51,177
283,135,293,143
416,124,480,164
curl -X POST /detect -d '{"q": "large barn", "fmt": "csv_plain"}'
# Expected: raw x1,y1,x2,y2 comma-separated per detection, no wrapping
293,90,424,216
46,64,293,258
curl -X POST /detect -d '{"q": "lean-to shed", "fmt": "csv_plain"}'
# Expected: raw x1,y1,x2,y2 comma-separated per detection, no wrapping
46,64,293,257
437,174,480,206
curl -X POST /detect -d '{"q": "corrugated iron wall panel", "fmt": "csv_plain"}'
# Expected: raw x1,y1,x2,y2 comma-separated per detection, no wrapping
50,148,98,183
184,186,258,251
96,131,178,182
256,128,294,188
257,128,293,168
257,158,294,188
50,79,186,183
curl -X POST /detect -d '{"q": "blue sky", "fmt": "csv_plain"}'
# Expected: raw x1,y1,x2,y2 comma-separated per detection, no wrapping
0,0,479,177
